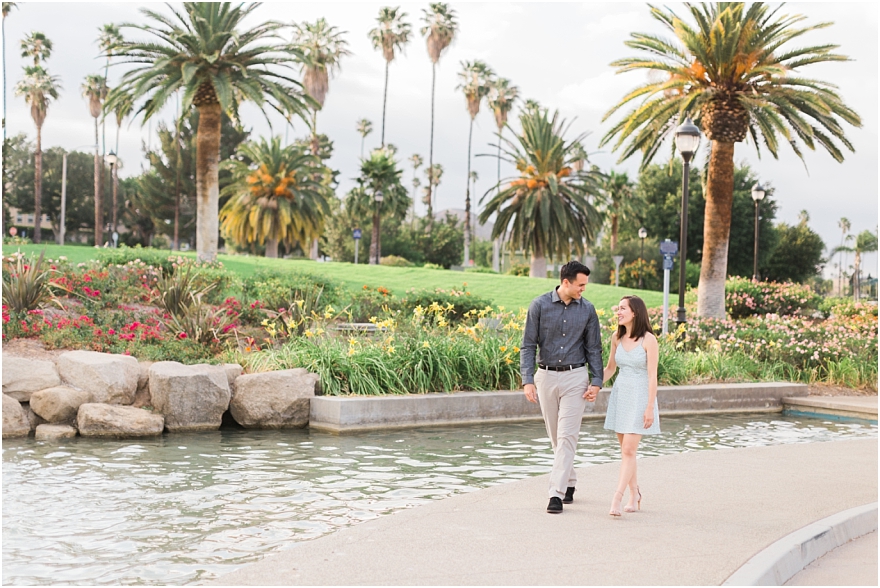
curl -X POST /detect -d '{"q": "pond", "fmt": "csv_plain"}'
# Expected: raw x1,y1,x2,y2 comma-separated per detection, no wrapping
3,413,876,585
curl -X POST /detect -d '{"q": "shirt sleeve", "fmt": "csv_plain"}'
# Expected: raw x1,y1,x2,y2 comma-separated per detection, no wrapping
584,304,604,387
520,298,540,385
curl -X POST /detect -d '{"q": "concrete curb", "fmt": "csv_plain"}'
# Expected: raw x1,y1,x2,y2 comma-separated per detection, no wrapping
723,502,879,586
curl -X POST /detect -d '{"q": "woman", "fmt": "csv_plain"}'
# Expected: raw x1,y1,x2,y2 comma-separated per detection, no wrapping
602,295,660,516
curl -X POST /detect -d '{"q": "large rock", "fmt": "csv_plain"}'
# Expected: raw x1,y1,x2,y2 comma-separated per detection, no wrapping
2,356,61,402
77,403,164,438
23,403,47,432
193,363,242,395
133,361,154,408
35,424,78,441
230,368,318,429
2,394,30,438
56,350,139,404
149,362,231,432
30,386,92,423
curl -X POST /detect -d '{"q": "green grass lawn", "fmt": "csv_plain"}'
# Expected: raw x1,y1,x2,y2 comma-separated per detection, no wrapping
5,243,664,311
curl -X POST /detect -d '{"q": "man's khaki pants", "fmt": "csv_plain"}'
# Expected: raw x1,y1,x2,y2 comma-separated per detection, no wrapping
534,366,587,499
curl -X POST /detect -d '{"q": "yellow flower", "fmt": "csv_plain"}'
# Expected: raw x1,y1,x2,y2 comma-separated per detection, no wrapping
324,311,333,319
386,345,395,354
499,346,508,352
504,357,513,364
596,308,606,317
348,337,359,345
438,318,448,327
513,346,520,353
304,330,314,338
422,341,431,348
296,300,304,308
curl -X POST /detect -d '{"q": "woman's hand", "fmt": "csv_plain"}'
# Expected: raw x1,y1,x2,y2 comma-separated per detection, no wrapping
643,407,655,429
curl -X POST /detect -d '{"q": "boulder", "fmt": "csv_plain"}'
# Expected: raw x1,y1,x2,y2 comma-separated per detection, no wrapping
2,394,30,438
192,363,242,394
30,386,92,423
2,355,61,402
23,403,47,432
77,403,164,438
35,424,78,441
56,350,139,404
149,362,230,432
230,368,318,429
133,361,154,408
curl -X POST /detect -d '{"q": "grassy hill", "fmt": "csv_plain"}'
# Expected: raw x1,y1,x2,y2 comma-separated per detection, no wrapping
5,243,665,311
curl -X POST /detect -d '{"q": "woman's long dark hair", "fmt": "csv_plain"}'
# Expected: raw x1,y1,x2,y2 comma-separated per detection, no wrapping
617,295,654,340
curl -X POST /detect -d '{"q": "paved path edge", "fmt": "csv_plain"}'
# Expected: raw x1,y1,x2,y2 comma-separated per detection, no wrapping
722,502,879,586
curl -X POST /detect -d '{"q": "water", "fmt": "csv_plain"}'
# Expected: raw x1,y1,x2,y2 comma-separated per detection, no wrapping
3,414,876,585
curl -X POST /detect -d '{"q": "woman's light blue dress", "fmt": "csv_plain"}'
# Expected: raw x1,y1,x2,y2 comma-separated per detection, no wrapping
604,338,661,435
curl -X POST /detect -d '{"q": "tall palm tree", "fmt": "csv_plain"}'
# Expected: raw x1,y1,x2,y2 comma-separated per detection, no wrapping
356,118,373,158
601,171,637,252
408,153,423,225
349,148,409,264
487,77,518,268
14,65,59,244
20,31,51,66
456,60,494,266
97,23,123,203
601,3,861,318
837,217,851,295
2,2,17,143
105,3,313,262
424,162,443,215
82,74,107,245
369,6,411,146
109,94,133,234
479,108,604,278
420,2,457,230
290,18,350,154
220,137,331,258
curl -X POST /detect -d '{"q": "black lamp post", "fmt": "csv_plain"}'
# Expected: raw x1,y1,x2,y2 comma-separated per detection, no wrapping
751,182,766,281
674,118,701,326
372,189,384,265
638,227,647,289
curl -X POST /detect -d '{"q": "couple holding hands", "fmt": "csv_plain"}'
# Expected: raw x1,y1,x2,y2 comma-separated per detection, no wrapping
520,260,660,516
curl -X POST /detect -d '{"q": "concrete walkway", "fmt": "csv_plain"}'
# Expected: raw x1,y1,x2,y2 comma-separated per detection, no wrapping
213,438,877,586
784,395,878,422
785,532,877,586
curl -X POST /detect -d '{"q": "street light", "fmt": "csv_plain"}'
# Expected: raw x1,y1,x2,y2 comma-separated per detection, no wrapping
674,117,701,326
372,189,384,265
638,227,648,289
106,151,120,245
59,144,99,245
751,182,766,281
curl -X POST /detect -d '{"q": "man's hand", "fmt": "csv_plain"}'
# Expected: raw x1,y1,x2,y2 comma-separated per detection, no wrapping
583,385,600,402
524,383,537,403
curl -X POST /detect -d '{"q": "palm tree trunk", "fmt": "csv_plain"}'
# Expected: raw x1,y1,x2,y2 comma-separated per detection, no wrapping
381,59,389,146
309,108,320,261
2,14,6,144
611,213,619,251
426,63,436,232
493,134,502,272
33,122,42,243
369,204,380,265
697,141,736,318
265,237,279,258
93,118,102,246
174,119,181,250
360,136,365,159
463,117,474,266
853,250,861,301
195,103,221,262
529,240,546,279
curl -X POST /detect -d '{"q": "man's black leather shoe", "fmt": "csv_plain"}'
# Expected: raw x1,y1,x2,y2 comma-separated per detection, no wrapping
563,486,576,504
547,497,563,513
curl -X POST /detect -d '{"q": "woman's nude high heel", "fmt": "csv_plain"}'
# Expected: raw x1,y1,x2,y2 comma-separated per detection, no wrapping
609,491,623,517
623,488,642,513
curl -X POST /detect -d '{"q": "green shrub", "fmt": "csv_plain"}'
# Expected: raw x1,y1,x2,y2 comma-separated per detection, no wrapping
2,251,56,313
380,255,413,267
422,263,444,270
399,287,494,324
725,277,821,319
506,263,529,276
97,246,180,275
818,297,878,319
464,266,498,274
241,271,345,314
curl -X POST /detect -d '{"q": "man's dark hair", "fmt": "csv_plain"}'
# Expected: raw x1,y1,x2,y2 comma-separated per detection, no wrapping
560,260,591,282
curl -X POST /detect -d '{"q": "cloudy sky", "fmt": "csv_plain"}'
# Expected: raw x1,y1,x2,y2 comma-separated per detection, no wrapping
4,1,877,277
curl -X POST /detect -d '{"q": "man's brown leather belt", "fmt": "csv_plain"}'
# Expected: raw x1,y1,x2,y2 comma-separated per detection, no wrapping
538,363,585,372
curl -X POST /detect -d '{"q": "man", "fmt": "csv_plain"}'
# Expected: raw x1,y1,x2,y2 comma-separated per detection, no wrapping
520,260,603,514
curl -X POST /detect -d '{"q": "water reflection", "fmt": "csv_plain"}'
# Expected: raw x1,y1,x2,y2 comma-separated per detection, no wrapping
3,413,876,585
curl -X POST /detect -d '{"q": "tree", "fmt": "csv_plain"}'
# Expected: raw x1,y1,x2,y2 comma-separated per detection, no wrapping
479,108,604,278
420,2,457,230
601,3,862,318
408,153,423,225
81,74,107,244
14,64,59,244
424,162,443,213
356,118,373,158
19,31,51,66
488,76,519,194
105,2,313,262
836,217,851,295
369,6,411,146
348,148,409,264
220,137,331,258
2,3,18,143
600,170,637,252
764,214,825,284
831,228,878,300
456,59,494,266
96,23,122,193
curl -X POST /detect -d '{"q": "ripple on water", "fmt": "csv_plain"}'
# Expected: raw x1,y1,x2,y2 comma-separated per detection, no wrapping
3,413,876,586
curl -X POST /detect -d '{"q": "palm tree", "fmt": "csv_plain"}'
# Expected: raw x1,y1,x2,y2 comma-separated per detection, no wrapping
96,23,123,202
105,3,313,262
14,65,59,244
110,94,133,234
424,162,443,215
408,153,423,224
220,137,331,258
2,2,18,143
356,118,373,158
82,74,107,245
837,217,851,295
601,3,861,318
369,6,411,146
479,108,604,278
420,2,458,230
349,148,409,264
487,77,518,269
20,31,51,66
457,59,494,266
291,18,350,154
601,171,637,252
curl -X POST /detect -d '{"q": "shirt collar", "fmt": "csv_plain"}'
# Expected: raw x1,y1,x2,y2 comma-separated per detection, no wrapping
552,286,581,305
